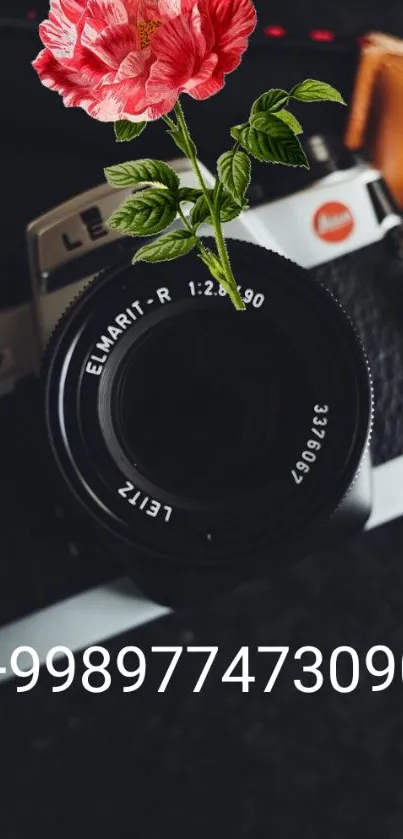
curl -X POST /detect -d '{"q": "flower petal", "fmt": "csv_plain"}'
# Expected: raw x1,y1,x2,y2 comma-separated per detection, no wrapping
79,16,106,46
39,4,78,61
156,0,195,19
85,0,129,26
122,93,178,120
32,47,99,109
85,77,176,121
188,66,224,99
91,76,148,118
196,0,214,52
135,0,163,22
58,0,87,24
157,0,182,17
73,44,114,84
182,51,217,91
206,0,256,73
146,9,205,101
115,47,151,81
81,21,139,68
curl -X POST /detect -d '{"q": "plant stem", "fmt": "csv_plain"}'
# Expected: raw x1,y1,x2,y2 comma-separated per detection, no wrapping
177,200,232,288
178,206,230,294
177,204,193,232
173,100,246,312
162,114,176,131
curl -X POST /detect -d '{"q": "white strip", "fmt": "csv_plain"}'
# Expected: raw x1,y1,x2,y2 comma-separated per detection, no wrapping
364,454,403,531
1,454,403,684
0,579,169,684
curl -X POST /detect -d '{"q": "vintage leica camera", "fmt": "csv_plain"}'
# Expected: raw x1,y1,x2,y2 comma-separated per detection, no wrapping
0,135,402,614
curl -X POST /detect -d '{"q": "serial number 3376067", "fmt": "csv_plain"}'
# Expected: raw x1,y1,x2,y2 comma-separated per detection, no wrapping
291,404,329,486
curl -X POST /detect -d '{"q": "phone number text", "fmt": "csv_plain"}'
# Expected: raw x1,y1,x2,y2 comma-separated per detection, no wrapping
2,645,401,694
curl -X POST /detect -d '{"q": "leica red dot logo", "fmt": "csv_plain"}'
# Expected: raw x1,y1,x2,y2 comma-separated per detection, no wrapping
313,201,355,243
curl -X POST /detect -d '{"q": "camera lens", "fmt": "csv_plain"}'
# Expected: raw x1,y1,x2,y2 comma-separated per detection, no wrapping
43,239,372,605
115,311,282,499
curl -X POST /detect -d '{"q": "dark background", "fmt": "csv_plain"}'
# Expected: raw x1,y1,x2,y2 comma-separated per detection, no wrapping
2,2,403,837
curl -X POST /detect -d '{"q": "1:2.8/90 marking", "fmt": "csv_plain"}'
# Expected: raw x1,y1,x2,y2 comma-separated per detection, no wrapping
188,280,265,308
291,404,329,485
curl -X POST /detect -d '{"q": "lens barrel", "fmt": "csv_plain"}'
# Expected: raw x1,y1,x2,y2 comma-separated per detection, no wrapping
43,239,373,606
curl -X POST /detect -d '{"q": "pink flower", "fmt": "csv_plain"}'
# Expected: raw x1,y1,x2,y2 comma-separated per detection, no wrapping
32,0,257,122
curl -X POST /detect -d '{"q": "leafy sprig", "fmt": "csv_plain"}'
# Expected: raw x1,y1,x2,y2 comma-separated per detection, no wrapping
105,80,346,310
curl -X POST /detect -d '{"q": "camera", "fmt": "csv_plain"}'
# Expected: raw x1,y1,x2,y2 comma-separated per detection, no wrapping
0,134,402,628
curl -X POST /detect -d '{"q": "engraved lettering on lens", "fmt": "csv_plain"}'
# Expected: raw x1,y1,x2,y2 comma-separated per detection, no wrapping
85,290,172,376
118,481,173,523
85,301,144,377
313,202,355,243
291,404,329,485
156,288,171,305
188,281,265,307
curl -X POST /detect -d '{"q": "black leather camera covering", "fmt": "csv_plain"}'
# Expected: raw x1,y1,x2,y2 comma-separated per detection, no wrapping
315,242,403,466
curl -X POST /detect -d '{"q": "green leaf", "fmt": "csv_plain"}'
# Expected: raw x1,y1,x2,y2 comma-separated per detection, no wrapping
230,122,250,143
178,187,202,203
290,79,346,105
191,191,214,227
239,115,308,167
218,193,247,223
191,189,246,227
167,125,197,157
114,120,147,142
107,188,178,237
275,109,303,134
104,159,180,192
251,89,290,117
250,112,295,136
132,229,198,263
217,150,251,206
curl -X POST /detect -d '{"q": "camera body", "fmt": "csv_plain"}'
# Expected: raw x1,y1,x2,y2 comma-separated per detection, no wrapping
1,135,400,609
